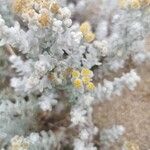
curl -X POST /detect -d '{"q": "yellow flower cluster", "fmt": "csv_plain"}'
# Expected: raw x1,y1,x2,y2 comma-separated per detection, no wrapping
38,13,50,27
12,0,29,13
10,135,29,150
123,141,140,150
119,0,150,9
80,21,95,43
71,68,95,90
50,2,60,14
12,0,61,27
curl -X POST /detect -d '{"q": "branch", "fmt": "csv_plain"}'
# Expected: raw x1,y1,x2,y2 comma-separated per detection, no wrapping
4,44,16,55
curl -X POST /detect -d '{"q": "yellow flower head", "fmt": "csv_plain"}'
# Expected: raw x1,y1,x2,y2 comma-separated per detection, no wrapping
84,32,95,43
80,21,91,34
71,70,80,78
71,68,95,90
50,2,60,13
12,0,28,13
81,68,93,77
80,21,96,43
118,0,149,8
38,13,50,27
130,0,141,9
119,0,127,8
73,79,83,88
86,82,95,90
82,76,91,84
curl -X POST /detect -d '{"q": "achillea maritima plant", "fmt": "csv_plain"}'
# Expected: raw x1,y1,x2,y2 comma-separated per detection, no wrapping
0,0,150,149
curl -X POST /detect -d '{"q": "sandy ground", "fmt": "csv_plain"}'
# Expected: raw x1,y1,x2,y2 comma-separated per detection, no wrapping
93,62,150,150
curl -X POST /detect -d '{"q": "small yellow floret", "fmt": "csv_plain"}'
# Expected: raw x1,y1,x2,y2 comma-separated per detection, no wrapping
81,68,93,77
82,77,91,84
118,0,150,8
130,0,141,9
12,0,28,13
72,70,80,78
119,0,127,8
73,79,83,88
50,3,60,13
84,32,95,43
86,82,95,90
80,21,91,34
71,68,95,90
80,21,95,43
38,13,50,27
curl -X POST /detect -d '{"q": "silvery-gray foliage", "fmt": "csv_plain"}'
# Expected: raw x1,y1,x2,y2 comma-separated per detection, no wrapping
0,0,149,149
